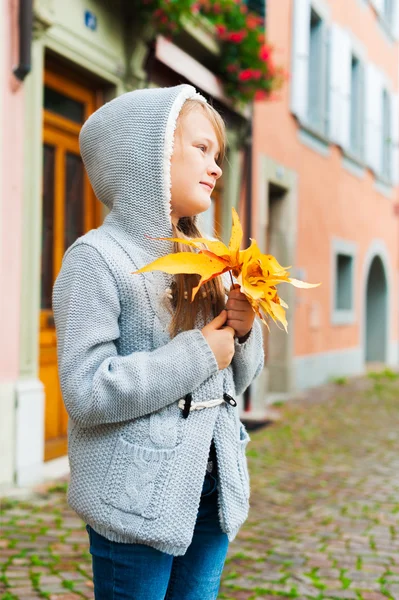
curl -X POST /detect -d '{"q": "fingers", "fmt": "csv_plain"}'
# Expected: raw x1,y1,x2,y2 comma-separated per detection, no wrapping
208,310,227,329
227,318,247,331
226,297,250,312
227,315,247,327
222,325,236,337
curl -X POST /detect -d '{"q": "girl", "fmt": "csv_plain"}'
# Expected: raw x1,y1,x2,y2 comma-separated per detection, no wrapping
53,84,264,600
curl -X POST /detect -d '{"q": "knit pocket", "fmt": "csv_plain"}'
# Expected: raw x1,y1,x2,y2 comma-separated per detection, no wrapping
101,437,181,520
237,422,250,499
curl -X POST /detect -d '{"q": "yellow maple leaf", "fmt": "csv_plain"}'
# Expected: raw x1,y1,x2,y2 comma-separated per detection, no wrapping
132,208,320,331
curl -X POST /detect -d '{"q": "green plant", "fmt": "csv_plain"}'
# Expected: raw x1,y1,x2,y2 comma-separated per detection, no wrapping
135,0,285,104
331,376,348,385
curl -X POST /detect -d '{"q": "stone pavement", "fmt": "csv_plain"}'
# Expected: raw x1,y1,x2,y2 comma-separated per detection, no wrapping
1,369,398,600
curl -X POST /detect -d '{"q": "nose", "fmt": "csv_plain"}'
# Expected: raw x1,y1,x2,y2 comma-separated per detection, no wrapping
208,160,222,179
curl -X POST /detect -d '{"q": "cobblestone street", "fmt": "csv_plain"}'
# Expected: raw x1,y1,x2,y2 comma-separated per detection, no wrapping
1,370,398,600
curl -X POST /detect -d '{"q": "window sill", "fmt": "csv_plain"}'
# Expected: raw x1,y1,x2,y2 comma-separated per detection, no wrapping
374,177,394,199
297,121,330,157
331,310,356,326
342,151,366,179
377,14,397,44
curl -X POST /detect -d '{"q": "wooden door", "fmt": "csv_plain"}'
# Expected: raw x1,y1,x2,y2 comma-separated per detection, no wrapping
40,69,101,461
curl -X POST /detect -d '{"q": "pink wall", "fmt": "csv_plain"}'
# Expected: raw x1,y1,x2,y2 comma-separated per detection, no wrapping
253,0,399,358
0,0,24,380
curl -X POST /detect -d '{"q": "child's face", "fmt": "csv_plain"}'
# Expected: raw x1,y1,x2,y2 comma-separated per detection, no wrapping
170,108,222,225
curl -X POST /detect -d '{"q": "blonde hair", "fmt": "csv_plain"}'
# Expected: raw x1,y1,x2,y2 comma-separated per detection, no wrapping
169,99,228,337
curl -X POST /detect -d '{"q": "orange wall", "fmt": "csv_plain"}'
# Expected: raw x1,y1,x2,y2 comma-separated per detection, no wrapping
253,0,399,358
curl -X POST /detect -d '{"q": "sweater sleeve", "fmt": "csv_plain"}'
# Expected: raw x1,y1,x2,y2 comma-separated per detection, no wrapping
231,314,264,396
52,243,219,428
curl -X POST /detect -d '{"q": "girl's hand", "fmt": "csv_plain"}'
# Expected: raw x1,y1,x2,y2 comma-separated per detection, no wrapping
226,285,255,341
201,310,235,370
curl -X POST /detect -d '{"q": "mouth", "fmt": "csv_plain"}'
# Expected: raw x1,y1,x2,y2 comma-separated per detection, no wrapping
200,182,214,192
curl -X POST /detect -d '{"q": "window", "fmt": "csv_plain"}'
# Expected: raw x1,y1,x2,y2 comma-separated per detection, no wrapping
332,240,356,325
335,254,353,311
291,0,330,140
308,9,327,132
245,0,266,20
381,89,392,181
349,55,364,158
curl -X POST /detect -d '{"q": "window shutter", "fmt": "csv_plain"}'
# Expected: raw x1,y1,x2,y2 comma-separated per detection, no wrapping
374,72,383,176
329,24,343,144
358,63,366,161
370,0,384,14
393,1,399,40
329,25,351,149
365,63,382,174
291,0,311,122
391,93,399,184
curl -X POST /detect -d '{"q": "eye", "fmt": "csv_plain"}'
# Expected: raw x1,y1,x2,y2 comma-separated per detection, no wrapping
198,144,207,153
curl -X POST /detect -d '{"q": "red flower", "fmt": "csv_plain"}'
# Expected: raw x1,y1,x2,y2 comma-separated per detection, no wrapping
238,69,253,81
252,69,262,80
267,61,276,77
246,14,259,30
259,44,272,61
213,2,221,13
255,90,268,101
240,4,248,13
226,30,247,43
215,23,227,35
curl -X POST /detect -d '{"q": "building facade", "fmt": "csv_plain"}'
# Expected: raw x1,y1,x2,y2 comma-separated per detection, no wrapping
0,0,398,488
251,0,399,401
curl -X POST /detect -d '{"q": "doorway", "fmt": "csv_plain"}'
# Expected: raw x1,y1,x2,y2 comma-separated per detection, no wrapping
40,66,102,461
365,255,388,364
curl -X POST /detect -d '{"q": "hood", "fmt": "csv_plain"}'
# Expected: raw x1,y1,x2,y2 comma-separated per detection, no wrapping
79,84,206,257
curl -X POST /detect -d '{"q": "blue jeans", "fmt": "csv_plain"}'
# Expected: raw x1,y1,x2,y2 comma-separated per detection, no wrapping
86,471,229,599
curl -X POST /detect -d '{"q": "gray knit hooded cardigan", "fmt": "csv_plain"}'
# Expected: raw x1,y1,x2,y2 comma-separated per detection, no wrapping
52,84,264,556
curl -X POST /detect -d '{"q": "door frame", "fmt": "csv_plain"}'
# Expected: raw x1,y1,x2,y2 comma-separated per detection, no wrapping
40,65,103,461
16,40,119,484
361,240,393,367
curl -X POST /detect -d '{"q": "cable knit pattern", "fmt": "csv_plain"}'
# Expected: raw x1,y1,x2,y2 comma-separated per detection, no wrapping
52,84,264,556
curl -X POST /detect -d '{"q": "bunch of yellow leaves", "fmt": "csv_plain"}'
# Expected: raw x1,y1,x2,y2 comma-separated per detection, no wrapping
133,208,320,331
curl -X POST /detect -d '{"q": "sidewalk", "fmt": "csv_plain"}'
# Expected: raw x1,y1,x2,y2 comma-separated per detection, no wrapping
1,370,398,600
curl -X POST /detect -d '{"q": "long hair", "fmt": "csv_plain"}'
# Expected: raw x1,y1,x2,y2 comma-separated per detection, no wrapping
169,99,228,337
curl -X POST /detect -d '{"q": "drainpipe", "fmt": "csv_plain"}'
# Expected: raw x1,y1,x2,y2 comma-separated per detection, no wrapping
243,108,254,412
13,0,33,81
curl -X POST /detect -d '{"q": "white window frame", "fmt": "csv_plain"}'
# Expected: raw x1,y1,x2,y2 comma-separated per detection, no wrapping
331,239,357,326
329,24,351,150
349,53,365,160
370,0,399,39
365,66,399,186
381,87,392,182
365,63,384,176
291,0,330,138
329,27,366,161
